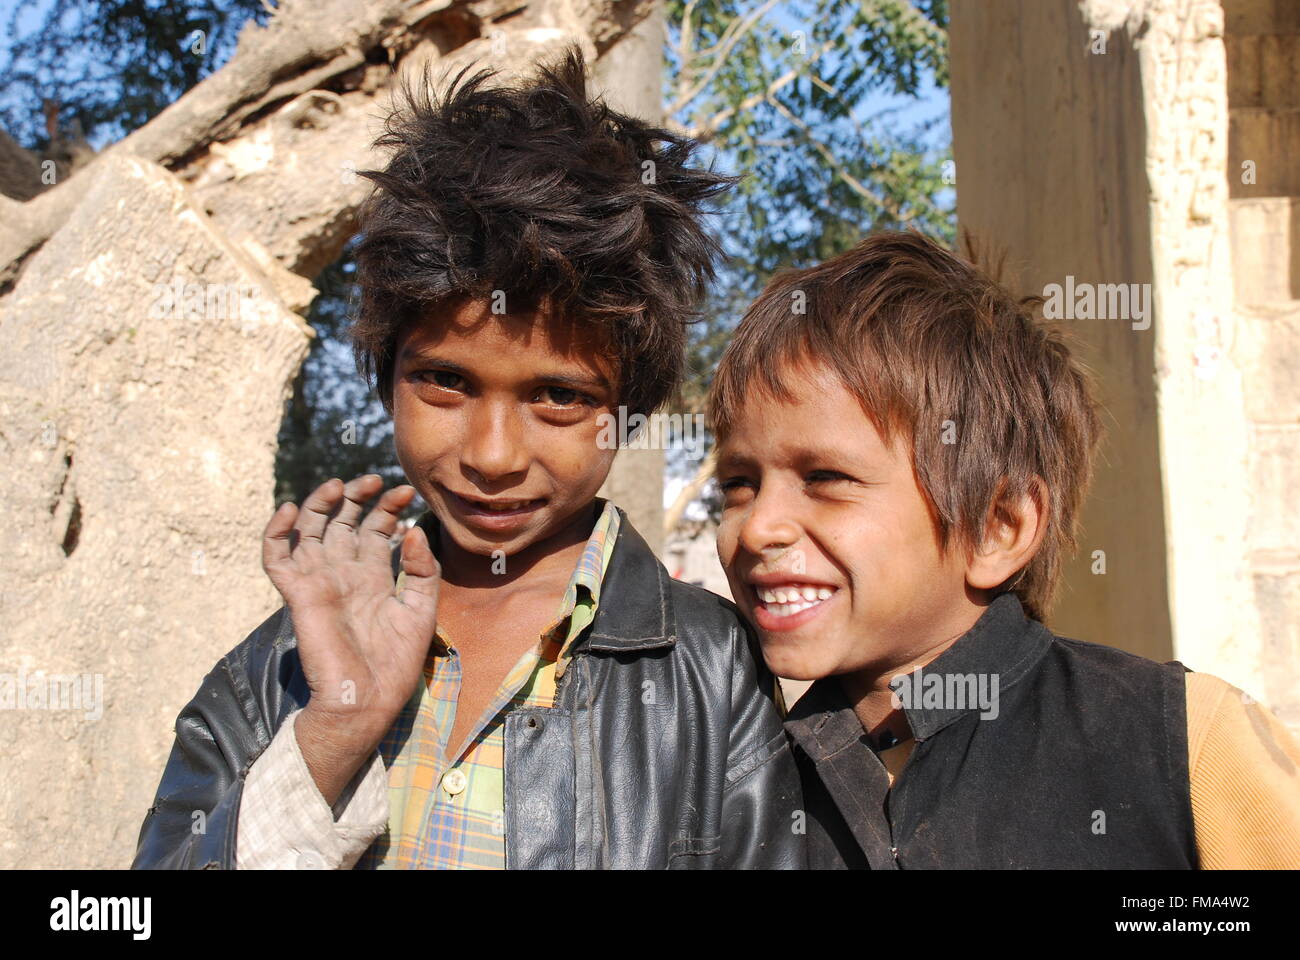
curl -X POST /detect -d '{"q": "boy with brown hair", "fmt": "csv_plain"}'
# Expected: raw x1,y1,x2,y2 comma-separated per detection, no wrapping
708,230,1300,869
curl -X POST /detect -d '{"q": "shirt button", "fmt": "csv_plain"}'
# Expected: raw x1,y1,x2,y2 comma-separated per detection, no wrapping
296,850,325,870
441,768,468,796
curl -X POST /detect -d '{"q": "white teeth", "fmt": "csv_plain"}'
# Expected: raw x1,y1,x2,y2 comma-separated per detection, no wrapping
758,585,836,605
755,584,836,617
775,600,813,617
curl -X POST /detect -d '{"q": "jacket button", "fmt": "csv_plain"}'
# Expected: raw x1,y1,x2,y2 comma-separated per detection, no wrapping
441,768,468,796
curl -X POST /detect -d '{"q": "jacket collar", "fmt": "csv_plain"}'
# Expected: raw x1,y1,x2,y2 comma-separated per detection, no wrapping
786,593,1052,749
579,506,678,653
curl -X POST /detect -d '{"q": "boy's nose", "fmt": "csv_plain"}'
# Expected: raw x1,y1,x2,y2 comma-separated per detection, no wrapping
736,486,803,558
461,402,530,484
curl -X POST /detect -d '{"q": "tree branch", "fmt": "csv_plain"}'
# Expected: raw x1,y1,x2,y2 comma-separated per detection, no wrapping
685,34,837,141
1,0,652,292
767,94,907,221
675,0,700,109
664,446,718,538
668,0,782,115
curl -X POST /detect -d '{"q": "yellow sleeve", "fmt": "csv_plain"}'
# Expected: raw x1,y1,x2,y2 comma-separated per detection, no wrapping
1186,673,1300,869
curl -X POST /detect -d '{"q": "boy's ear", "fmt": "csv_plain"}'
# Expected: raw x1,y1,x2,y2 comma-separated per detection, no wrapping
966,477,1048,593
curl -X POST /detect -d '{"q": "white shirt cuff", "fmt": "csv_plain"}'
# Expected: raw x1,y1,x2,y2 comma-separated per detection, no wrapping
235,708,388,869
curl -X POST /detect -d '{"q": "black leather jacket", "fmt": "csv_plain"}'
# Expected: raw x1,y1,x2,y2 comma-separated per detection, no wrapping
131,510,806,869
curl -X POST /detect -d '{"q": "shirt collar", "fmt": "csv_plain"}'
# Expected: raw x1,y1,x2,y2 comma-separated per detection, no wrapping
558,497,619,621
553,499,620,675
898,593,1051,738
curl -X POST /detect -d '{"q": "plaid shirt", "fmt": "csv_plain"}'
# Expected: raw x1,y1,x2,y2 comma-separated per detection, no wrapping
357,499,620,869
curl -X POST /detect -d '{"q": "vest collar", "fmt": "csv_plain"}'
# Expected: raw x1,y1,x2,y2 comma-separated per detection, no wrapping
895,593,1052,739
786,593,1053,748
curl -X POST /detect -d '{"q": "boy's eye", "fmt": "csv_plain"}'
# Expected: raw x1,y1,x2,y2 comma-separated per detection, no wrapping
538,385,589,406
718,476,755,492
806,470,856,485
419,370,466,391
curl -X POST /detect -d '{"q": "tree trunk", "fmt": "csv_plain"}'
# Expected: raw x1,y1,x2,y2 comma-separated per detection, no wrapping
592,5,669,556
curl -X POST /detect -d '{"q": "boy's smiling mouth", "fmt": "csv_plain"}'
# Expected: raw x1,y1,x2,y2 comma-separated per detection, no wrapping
441,486,547,532
748,577,840,631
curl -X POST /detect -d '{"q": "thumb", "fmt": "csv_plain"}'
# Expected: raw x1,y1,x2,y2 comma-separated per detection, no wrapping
395,523,439,620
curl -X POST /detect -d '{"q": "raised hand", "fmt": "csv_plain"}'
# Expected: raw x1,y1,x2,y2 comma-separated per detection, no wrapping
261,475,440,804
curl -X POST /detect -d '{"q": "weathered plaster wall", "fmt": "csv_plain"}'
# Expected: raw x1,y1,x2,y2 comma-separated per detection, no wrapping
592,5,669,555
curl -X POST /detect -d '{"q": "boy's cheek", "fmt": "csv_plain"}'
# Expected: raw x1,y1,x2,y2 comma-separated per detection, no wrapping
715,532,752,610
392,404,454,473
568,437,618,494
392,435,449,502
714,515,742,571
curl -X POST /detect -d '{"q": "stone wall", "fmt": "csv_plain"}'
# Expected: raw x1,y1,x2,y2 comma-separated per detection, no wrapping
1225,0,1300,727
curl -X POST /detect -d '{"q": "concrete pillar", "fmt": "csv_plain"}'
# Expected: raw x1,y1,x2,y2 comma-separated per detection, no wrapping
950,0,1293,723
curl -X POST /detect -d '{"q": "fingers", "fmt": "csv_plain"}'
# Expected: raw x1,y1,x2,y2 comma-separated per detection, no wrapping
266,477,419,578
294,477,344,544
358,484,419,563
400,522,440,581
323,474,384,560
262,500,299,573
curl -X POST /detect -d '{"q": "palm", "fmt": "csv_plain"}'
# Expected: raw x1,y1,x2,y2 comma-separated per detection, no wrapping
263,476,440,727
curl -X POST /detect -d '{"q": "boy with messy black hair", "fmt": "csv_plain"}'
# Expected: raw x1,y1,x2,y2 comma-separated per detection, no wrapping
133,50,803,870
708,229,1300,869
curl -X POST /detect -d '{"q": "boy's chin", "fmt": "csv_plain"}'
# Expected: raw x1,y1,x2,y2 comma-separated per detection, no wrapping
431,506,546,556
756,636,842,683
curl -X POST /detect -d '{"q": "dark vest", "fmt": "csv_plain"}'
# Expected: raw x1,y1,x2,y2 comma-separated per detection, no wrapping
785,594,1198,869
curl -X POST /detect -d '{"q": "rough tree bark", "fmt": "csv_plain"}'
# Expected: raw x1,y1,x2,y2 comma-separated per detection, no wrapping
0,0,658,869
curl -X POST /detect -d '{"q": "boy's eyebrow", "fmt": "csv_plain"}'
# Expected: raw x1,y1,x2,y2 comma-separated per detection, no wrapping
717,443,875,472
398,347,612,391
714,448,757,472
397,348,470,374
535,371,613,391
